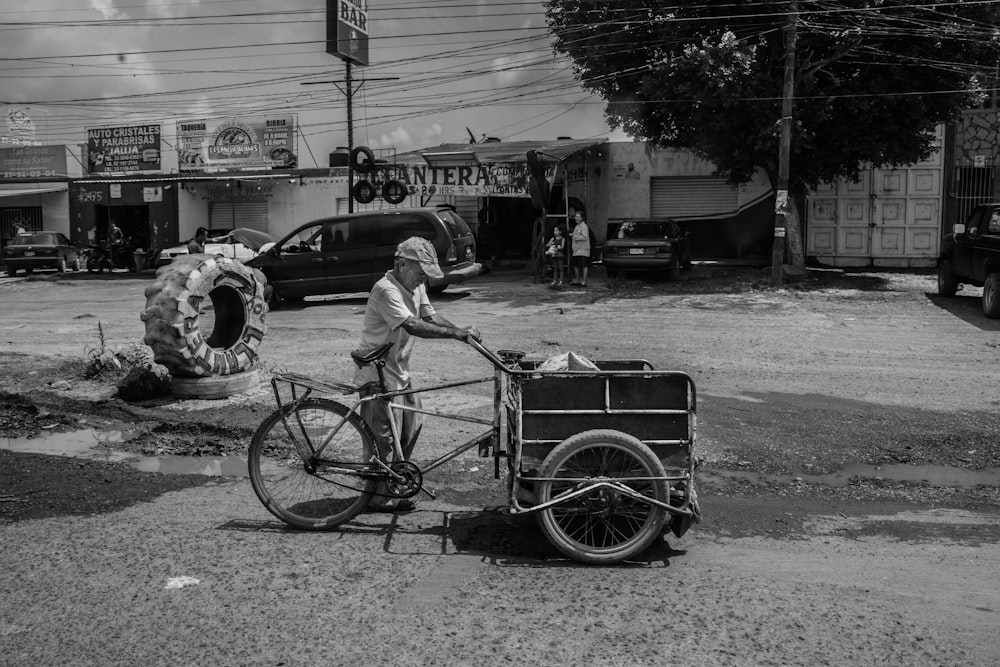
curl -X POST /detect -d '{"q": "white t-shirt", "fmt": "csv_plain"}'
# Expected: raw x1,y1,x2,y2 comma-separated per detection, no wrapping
353,271,435,390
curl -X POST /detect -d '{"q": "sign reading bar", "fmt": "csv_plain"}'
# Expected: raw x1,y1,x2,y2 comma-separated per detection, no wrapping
327,0,369,66
175,115,297,172
0,145,67,180
86,124,161,174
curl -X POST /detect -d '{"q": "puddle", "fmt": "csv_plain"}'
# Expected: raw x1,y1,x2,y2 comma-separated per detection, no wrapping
703,462,1000,489
1,428,251,478
4,429,999,487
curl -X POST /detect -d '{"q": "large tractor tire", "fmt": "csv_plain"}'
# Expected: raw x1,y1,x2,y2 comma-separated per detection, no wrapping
141,254,268,378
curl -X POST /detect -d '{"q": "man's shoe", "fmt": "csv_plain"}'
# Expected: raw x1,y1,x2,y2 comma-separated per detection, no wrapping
367,498,417,513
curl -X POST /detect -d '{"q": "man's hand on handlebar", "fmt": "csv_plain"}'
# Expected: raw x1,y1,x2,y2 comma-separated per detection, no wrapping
457,326,481,343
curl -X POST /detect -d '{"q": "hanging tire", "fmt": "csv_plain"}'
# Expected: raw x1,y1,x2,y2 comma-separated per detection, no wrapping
353,180,377,204
382,179,407,205
536,429,668,565
140,254,268,378
983,273,1000,318
349,146,375,174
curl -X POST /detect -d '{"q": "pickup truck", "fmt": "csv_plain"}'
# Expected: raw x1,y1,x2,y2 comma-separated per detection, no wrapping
938,202,1000,318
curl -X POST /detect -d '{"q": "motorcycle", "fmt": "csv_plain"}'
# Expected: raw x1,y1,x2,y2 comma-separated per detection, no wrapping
85,239,138,273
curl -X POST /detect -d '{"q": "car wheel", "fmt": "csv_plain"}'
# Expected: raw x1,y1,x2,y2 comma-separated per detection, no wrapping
264,282,282,310
668,258,681,281
606,267,621,280
141,255,268,377
6,266,15,277
937,259,959,296
983,273,1000,319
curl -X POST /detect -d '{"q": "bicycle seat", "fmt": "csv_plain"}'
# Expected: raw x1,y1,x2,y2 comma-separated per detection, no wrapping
351,342,394,367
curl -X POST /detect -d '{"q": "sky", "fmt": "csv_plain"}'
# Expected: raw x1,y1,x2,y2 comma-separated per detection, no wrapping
0,0,629,169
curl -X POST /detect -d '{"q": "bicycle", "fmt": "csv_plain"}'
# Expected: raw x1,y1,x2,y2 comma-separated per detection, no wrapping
247,338,702,564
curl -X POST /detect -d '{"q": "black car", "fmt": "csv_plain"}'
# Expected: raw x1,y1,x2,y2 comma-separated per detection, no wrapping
3,231,82,276
601,218,692,279
246,207,481,307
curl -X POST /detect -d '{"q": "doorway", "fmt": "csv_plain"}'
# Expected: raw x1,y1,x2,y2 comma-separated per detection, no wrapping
96,204,151,249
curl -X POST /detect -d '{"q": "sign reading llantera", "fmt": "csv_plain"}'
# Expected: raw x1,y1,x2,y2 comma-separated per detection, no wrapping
369,162,556,198
175,116,297,172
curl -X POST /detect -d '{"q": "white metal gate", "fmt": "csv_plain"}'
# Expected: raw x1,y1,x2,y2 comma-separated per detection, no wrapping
806,127,943,268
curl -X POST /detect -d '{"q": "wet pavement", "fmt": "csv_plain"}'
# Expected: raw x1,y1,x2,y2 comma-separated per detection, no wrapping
4,428,999,490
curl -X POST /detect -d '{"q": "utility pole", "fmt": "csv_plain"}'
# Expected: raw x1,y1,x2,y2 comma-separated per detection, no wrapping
772,0,798,287
302,66,397,213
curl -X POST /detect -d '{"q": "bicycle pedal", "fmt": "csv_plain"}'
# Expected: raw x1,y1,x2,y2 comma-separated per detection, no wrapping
420,486,437,500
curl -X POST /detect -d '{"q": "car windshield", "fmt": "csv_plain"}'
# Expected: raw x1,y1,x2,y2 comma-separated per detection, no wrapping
15,233,56,245
618,222,671,238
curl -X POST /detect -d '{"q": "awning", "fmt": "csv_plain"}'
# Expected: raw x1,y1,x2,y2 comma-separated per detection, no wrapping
0,185,69,198
396,138,607,166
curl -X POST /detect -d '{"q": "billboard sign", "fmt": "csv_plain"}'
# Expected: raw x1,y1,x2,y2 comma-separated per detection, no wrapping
367,162,555,198
327,0,369,66
2,106,42,147
175,115,297,172
86,124,161,174
0,145,67,180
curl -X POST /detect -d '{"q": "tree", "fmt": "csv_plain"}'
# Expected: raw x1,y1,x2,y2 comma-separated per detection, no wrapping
545,0,1000,267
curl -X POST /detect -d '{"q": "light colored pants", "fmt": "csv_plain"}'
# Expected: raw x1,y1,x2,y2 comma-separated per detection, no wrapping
359,384,423,462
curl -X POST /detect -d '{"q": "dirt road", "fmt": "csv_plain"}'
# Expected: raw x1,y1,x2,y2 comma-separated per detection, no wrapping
1,265,999,665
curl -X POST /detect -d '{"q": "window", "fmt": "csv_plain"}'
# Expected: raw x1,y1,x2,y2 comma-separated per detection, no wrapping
378,213,435,246
324,219,375,251
989,211,1000,234
281,222,323,253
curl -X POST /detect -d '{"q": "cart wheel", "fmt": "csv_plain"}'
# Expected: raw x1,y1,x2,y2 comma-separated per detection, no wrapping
536,429,668,565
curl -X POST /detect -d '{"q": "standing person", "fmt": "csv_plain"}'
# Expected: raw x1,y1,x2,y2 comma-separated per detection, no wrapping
187,227,209,254
570,211,591,287
108,220,125,247
545,224,567,288
353,236,481,512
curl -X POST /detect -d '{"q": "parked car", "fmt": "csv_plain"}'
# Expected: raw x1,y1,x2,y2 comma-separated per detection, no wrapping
938,202,1000,317
246,207,481,308
601,218,692,279
156,228,266,267
3,231,81,276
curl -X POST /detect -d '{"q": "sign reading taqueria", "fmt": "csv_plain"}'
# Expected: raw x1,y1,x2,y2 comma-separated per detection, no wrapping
175,115,297,172
86,124,161,174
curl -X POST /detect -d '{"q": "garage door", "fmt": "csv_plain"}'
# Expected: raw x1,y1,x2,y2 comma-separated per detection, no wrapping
209,201,268,232
650,177,738,218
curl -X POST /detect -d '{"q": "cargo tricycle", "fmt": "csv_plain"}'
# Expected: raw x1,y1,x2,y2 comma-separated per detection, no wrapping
248,339,701,565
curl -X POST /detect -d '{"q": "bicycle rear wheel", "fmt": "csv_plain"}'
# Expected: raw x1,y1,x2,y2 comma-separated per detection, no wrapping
248,398,378,530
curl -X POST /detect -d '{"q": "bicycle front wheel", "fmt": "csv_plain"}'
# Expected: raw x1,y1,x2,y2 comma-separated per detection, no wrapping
248,398,378,530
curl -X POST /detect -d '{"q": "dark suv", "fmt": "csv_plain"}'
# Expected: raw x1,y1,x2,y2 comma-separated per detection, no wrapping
247,207,481,307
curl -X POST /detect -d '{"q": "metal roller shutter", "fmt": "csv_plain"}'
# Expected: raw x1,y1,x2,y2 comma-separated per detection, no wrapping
650,177,738,218
209,201,269,232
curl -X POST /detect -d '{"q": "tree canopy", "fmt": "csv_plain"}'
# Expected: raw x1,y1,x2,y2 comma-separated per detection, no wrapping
545,0,1000,195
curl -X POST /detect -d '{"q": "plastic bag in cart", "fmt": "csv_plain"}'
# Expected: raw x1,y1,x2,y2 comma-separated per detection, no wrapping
537,351,599,371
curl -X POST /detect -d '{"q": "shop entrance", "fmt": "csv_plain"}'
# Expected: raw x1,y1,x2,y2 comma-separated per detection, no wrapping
95,204,151,249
